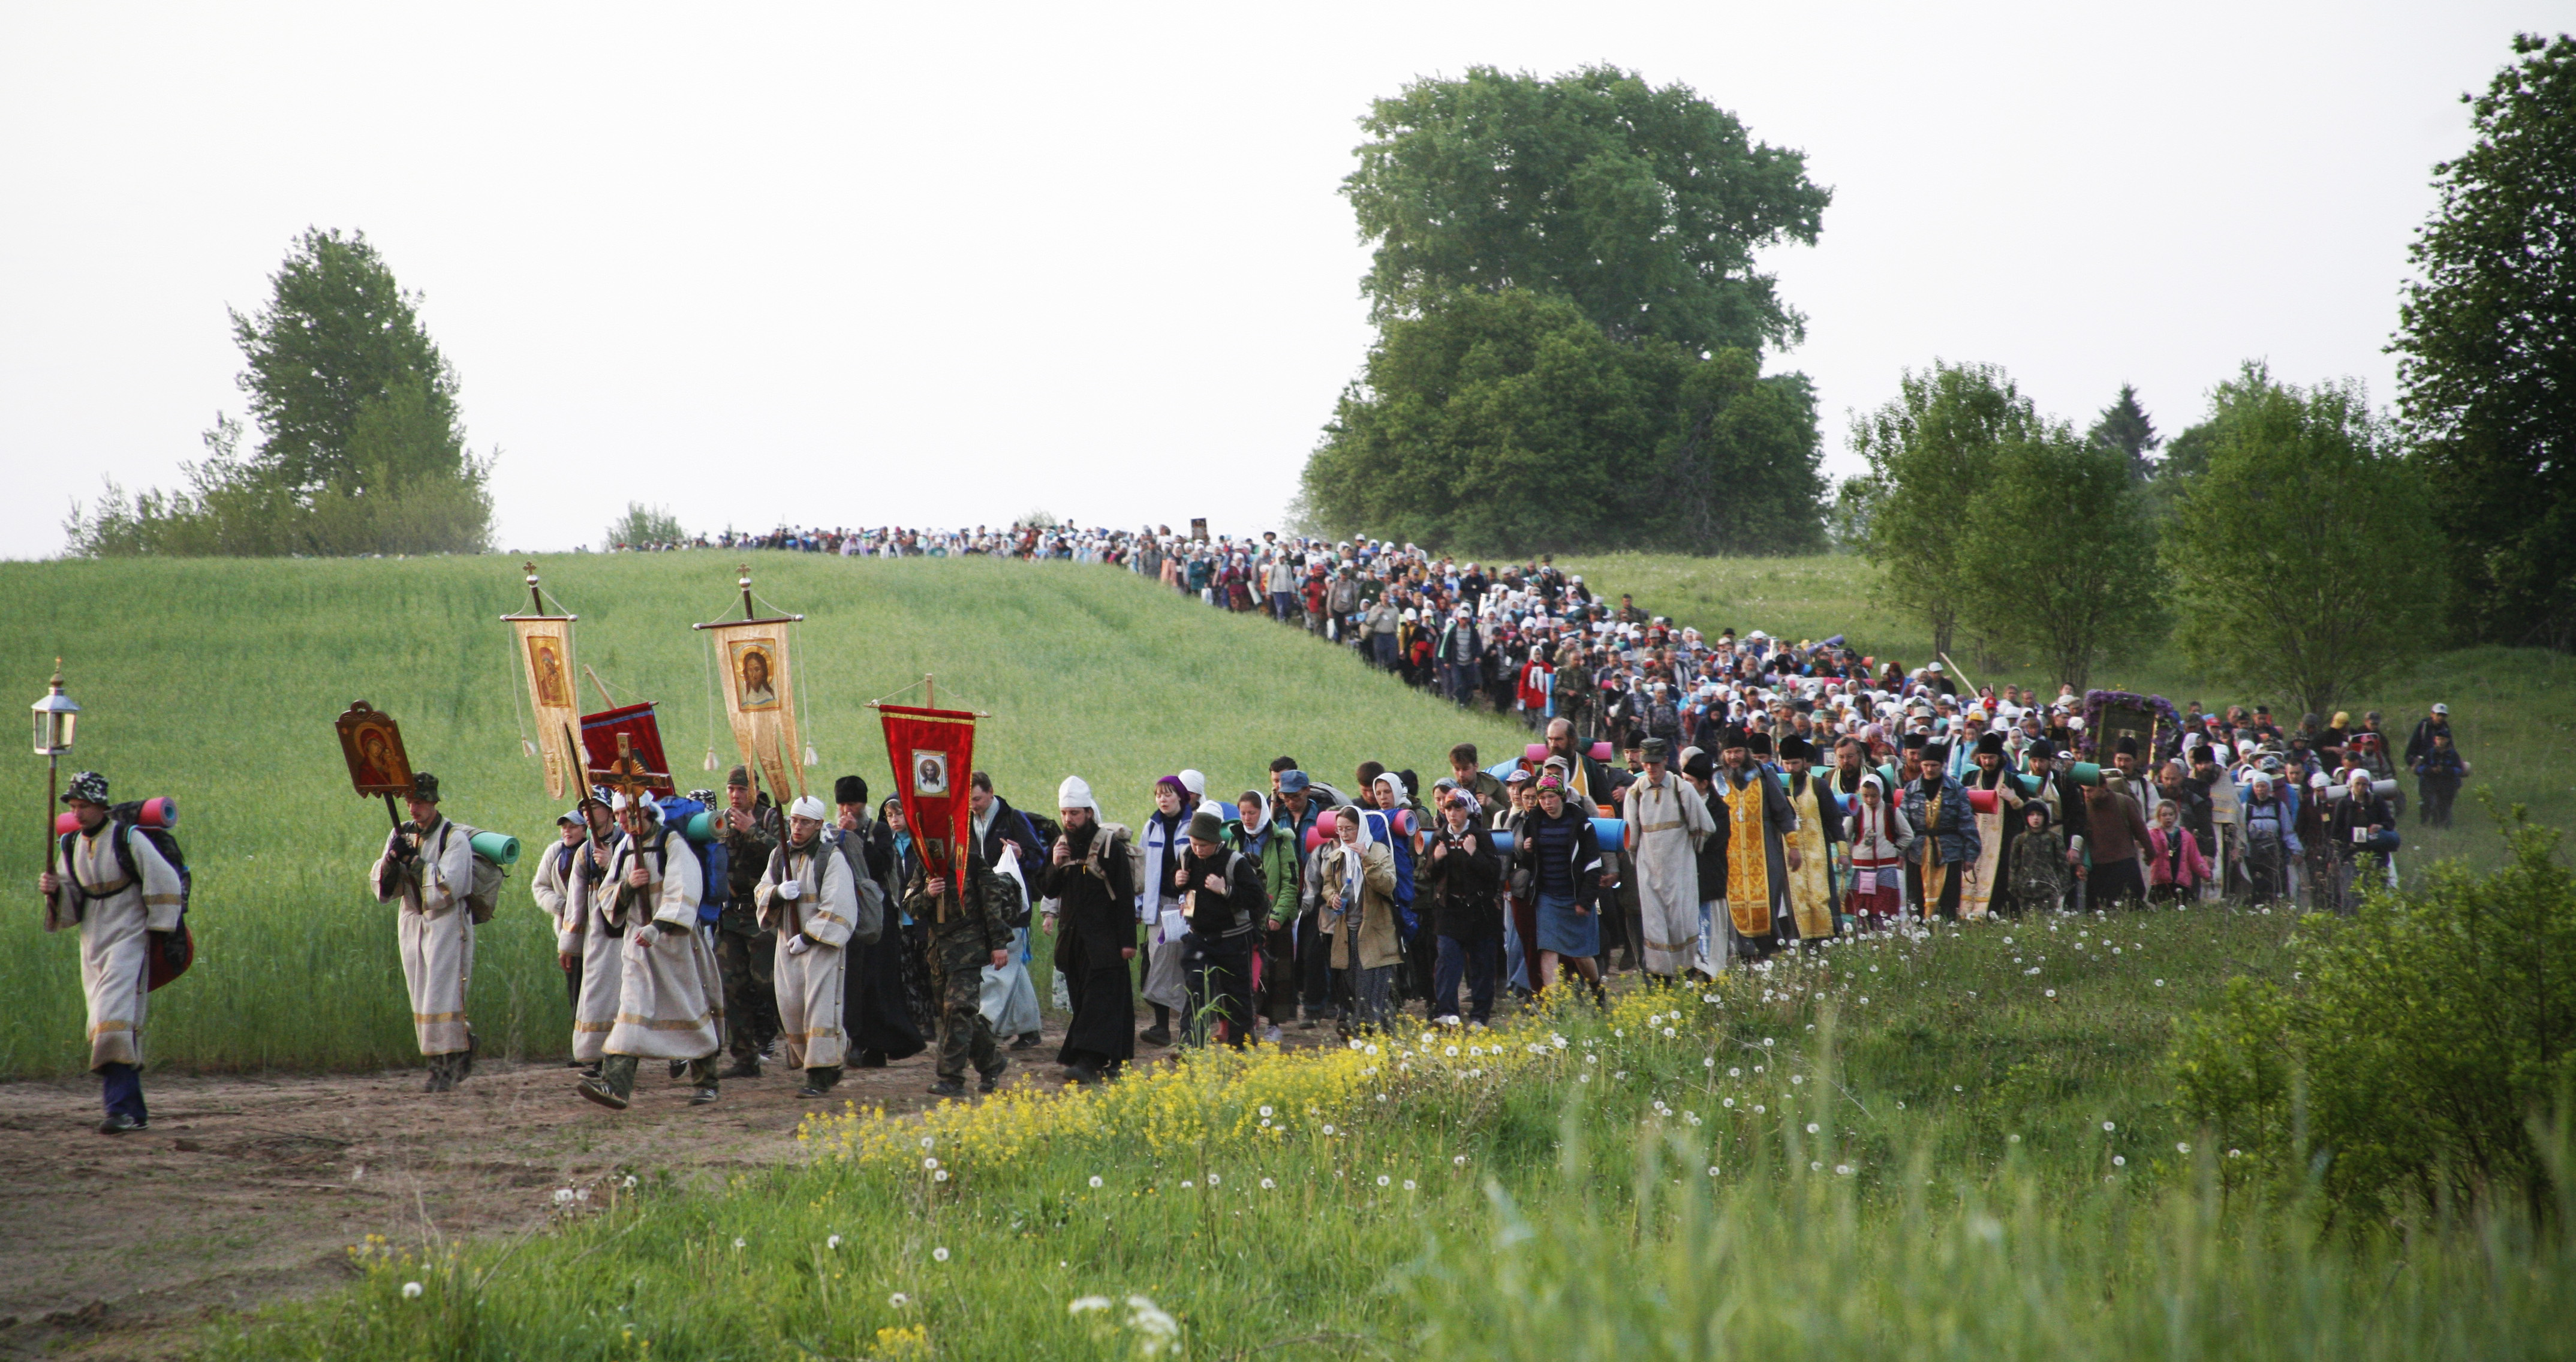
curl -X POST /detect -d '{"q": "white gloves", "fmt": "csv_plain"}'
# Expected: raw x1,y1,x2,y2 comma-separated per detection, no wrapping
786,933,812,956
776,879,802,901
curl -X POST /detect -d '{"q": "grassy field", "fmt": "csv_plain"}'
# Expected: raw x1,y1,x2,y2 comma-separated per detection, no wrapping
1560,552,2576,868
204,896,2575,1360
0,553,1534,1078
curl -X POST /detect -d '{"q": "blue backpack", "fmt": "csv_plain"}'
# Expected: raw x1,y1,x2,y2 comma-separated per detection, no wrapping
652,795,730,925
1362,808,1420,938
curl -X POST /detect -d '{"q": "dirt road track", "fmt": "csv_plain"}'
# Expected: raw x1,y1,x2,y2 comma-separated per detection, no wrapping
0,1038,1055,1360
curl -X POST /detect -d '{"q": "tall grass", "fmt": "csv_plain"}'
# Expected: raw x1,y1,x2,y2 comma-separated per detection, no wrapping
201,909,2572,1360
0,554,1533,1078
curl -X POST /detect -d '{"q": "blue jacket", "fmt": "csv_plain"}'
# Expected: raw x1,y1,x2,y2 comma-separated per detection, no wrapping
1901,773,1981,866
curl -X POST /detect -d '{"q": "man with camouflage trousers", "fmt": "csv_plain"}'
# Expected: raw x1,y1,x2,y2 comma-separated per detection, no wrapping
901,850,1015,1100
714,766,782,1078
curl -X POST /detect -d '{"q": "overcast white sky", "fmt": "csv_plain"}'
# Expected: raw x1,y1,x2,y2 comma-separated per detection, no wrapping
0,2,2560,558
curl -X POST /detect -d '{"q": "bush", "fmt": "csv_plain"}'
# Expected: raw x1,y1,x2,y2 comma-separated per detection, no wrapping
2169,805,2576,1222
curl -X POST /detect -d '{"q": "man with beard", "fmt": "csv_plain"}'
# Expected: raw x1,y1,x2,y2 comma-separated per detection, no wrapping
1777,735,1845,939
1714,729,1801,959
1544,717,1618,811
1961,732,2032,917
1042,777,1137,1083
713,766,782,1078
827,775,922,1069
579,794,726,1110
755,794,864,1099
555,792,621,1077
1620,736,1715,978
1901,741,1979,922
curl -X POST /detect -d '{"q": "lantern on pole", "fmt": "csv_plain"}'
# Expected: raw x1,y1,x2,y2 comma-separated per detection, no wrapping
32,660,79,874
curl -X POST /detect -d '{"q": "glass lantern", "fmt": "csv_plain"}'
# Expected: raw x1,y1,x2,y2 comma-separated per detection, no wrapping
31,666,78,757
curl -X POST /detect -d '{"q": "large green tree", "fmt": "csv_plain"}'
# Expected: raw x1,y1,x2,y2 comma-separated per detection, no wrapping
67,228,492,557
1343,65,1830,356
2161,363,2444,718
1955,422,2166,693
1299,290,1822,555
1847,362,2042,659
2393,33,2576,650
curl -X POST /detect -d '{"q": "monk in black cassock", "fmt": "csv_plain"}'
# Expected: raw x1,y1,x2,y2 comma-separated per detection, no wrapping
1039,775,1137,1085
828,776,925,1068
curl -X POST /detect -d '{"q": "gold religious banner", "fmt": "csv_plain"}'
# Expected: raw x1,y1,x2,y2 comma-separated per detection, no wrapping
501,563,583,799
694,565,806,801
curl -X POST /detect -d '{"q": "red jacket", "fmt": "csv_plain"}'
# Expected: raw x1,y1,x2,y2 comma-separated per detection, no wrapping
2146,827,2209,888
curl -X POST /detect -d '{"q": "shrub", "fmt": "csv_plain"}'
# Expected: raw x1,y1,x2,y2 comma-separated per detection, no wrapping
2169,805,2576,1223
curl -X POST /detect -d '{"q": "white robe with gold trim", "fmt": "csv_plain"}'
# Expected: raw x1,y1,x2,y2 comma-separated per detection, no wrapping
603,829,725,1061
370,819,479,1056
756,836,855,1071
46,825,183,1069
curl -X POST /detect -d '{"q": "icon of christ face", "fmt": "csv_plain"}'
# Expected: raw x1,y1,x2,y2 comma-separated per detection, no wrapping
736,645,778,711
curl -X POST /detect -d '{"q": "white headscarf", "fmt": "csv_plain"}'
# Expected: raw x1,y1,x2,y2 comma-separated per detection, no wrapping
1057,775,1098,812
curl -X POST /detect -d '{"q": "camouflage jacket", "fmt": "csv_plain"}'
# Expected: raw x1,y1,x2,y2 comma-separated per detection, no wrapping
715,801,782,935
901,853,1015,969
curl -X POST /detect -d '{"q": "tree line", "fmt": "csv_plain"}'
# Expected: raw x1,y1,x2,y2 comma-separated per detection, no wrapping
1295,41,2576,669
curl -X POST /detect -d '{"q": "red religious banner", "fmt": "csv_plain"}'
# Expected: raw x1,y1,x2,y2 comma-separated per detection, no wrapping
878,703,978,898
581,703,676,797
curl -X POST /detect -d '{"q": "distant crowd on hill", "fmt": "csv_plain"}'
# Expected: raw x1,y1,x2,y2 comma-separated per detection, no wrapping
579,521,2473,1086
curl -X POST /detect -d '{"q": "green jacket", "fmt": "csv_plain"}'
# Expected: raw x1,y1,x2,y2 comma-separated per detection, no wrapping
1224,819,1300,928
901,854,1015,971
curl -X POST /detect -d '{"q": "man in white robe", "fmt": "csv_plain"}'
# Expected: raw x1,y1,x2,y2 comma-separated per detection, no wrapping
1620,737,1714,978
560,795,622,1075
529,800,598,1056
755,795,859,1098
369,771,480,1092
41,771,184,1134
579,795,727,1110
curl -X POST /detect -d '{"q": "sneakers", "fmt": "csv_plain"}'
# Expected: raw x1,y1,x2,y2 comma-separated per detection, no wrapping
720,1059,762,1081
1010,1032,1043,1051
1137,1026,1172,1048
423,1069,453,1094
978,1059,1009,1093
689,1086,720,1106
576,1078,630,1111
926,1080,970,1100
577,1063,603,1080
668,1060,688,1080
1260,1025,1284,1045
97,1112,147,1135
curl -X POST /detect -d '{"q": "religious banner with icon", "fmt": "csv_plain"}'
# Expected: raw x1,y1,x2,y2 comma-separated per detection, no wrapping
695,566,808,801
703,621,802,798
878,703,977,895
501,564,583,799
505,616,582,799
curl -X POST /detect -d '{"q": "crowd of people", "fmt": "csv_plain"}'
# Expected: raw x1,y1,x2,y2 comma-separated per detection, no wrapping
40,527,2475,1129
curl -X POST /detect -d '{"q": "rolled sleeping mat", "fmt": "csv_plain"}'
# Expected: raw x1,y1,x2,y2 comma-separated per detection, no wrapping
682,810,718,843
1486,818,1627,855
2366,829,2403,854
2068,762,2103,787
470,831,521,866
1525,742,1546,763
55,796,177,836
1967,787,2000,815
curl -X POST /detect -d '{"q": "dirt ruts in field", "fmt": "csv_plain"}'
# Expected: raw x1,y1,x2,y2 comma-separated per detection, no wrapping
0,1033,1073,1360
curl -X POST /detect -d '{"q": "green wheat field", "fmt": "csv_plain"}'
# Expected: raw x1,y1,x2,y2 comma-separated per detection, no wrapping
5,552,2571,1360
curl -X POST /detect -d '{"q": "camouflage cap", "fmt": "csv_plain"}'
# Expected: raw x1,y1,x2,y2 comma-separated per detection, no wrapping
62,771,108,805
410,772,441,802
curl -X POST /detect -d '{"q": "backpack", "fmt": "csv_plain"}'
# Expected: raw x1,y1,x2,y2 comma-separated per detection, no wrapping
1362,808,1420,937
59,805,194,990
456,824,507,925
789,834,888,948
1086,822,1146,895
651,796,729,925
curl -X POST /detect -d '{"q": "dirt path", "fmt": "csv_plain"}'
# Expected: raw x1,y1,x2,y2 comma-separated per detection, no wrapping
0,1032,1076,1360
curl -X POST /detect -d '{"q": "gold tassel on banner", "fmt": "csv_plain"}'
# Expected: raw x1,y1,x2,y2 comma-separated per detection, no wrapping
692,564,808,801
501,562,582,800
